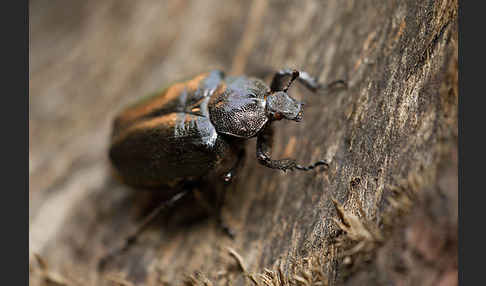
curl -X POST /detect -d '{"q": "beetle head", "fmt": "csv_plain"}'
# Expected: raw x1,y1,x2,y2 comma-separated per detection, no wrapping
265,69,304,122
266,91,304,122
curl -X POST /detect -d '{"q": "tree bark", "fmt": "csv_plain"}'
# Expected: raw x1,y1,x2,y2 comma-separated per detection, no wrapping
29,0,458,285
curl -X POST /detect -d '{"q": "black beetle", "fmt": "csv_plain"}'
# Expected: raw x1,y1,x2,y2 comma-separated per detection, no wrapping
101,69,345,269
110,69,344,188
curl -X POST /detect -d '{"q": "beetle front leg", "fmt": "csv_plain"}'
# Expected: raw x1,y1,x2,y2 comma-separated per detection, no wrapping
270,68,347,93
256,124,329,172
256,124,299,171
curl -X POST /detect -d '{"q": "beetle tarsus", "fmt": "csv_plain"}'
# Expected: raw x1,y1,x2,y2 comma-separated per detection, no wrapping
257,123,330,172
295,160,329,171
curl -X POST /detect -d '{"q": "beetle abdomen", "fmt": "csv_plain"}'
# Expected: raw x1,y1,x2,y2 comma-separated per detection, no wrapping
110,112,228,188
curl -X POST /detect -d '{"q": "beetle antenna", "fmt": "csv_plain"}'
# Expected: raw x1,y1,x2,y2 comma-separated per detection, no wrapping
283,70,300,93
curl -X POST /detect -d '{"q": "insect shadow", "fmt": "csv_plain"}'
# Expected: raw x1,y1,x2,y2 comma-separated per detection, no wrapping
97,177,232,271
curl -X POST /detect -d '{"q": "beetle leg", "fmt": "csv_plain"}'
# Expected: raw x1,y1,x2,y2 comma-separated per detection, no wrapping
191,187,236,239
215,194,235,238
192,187,236,239
223,149,246,183
270,68,347,93
216,213,235,239
256,124,329,172
98,189,190,271
215,184,237,238
214,149,246,239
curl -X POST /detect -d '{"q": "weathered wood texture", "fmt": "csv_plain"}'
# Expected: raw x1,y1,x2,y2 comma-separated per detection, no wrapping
29,0,458,285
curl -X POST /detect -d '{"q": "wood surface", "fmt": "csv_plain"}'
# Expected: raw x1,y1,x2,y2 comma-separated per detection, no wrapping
29,0,458,285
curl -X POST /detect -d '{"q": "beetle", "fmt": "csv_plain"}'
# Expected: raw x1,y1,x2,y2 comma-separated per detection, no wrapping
110,69,344,188
101,69,345,269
